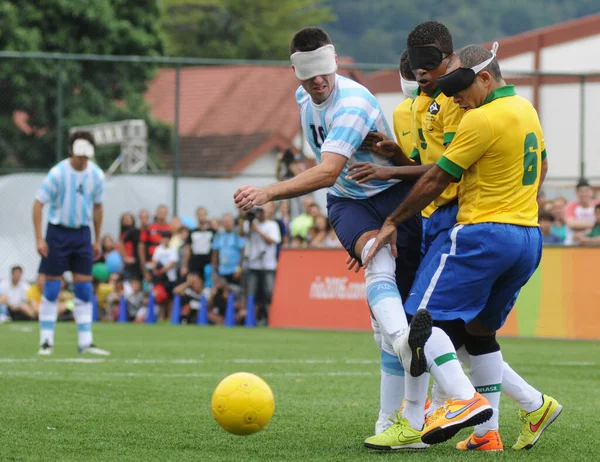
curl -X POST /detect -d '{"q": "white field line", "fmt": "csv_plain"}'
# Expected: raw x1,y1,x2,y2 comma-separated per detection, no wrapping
0,370,375,378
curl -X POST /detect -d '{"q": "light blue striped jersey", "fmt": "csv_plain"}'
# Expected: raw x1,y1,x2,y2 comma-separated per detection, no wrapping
296,74,397,199
35,159,105,228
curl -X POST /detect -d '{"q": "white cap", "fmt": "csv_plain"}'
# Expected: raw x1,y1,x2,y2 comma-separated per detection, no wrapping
72,139,95,158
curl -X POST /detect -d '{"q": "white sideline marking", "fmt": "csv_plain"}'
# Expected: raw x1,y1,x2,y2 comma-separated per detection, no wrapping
0,370,376,378
0,358,380,365
549,361,596,366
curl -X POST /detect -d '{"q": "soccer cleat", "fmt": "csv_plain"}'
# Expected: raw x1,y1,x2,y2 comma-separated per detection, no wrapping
406,309,432,377
38,341,53,356
512,394,562,450
456,430,503,451
376,397,432,435
421,392,493,445
365,415,428,450
79,344,111,356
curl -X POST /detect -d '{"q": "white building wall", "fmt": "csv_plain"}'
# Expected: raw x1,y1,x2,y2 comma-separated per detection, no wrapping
541,35,600,72
498,52,536,72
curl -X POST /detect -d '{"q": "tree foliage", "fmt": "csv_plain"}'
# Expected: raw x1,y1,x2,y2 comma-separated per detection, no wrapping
163,0,334,59
0,0,169,169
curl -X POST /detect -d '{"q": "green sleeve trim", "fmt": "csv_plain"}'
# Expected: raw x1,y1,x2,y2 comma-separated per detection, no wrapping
443,132,455,145
410,147,420,161
437,157,464,179
541,149,547,160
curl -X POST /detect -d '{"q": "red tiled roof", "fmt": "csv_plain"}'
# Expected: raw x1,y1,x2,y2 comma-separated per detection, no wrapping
145,59,365,172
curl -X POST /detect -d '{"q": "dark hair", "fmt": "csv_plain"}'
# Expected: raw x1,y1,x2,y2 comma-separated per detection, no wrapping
399,50,415,81
407,21,453,54
452,45,503,81
576,178,591,190
11,265,22,274
595,204,600,212
68,131,95,152
538,211,555,222
290,27,332,54
120,212,136,233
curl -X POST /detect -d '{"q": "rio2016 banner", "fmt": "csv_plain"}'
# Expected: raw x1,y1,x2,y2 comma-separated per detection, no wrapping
269,247,600,340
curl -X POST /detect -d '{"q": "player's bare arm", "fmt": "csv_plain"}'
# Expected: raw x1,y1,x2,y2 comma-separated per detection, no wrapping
360,132,414,166
32,199,48,257
92,203,103,261
347,162,434,184
234,153,347,210
363,165,453,266
539,158,548,190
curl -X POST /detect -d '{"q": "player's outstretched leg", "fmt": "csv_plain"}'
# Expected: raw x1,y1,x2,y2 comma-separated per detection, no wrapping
38,279,61,355
396,314,493,445
73,281,110,356
371,317,406,435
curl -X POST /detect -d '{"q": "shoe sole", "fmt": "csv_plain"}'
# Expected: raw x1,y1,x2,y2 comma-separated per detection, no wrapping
422,406,493,445
364,442,428,450
408,310,432,377
521,404,563,450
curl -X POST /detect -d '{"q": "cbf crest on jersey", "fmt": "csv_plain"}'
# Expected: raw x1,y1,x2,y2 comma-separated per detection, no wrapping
428,101,440,115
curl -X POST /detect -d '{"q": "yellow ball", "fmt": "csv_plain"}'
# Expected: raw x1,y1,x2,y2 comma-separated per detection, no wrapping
211,372,275,435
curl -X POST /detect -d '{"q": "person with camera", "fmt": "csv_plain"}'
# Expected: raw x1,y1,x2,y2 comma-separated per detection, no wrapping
276,148,308,219
238,203,281,325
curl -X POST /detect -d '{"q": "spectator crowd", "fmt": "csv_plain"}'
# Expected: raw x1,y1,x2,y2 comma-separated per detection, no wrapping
0,197,342,325
3,178,599,325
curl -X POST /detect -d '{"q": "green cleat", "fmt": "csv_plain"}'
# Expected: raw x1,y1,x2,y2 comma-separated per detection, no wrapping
512,394,562,450
364,416,428,450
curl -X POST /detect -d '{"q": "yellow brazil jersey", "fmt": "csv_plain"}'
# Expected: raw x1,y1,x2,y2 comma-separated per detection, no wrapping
411,88,463,214
392,98,414,158
437,85,546,227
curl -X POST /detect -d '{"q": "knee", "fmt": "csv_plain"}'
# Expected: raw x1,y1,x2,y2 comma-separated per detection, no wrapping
371,316,382,350
362,238,395,281
43,280,62,302
433,319,467,350
464,332,500,356
74,281,93,302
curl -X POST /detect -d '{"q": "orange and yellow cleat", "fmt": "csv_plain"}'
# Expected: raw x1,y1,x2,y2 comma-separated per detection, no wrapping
421,392,493,445
456,430,503,451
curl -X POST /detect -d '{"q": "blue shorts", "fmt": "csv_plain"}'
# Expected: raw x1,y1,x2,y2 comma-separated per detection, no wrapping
39,224,93,277
419,201,458,274
327,181,422,300
405,223,542,331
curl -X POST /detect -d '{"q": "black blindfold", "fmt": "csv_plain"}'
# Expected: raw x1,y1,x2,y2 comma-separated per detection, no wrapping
438,42,500,97
407,46,448,71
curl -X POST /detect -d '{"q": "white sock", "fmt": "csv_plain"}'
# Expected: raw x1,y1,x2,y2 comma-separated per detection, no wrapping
402,372,430,430
470,351,503,436
74,299,93,348
428,380,447,417
502,362,543,412
362,239,408,339
39,296,58,346
380,338,405,417
426,327,474,400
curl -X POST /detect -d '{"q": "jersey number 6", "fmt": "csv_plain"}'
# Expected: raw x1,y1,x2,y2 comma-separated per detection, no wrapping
522,132,538,186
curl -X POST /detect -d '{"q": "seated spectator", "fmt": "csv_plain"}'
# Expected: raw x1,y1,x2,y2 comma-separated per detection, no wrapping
324,222,343,248
105,273,126,321
290,197,316,240
173,272,207,324
308,216,329,247
125,279,145,322
150,231,179,320
290,235,306,248
209,278,246,325
551,197,568,243
0,266,35,321
27,273,45,314
57,277,75,321
539,212,564,245
574,204,600,245
565,179,599,243
212,213,245,286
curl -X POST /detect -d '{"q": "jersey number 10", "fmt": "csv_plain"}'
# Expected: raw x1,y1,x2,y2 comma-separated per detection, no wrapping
522,132,539,186
310,124,326,148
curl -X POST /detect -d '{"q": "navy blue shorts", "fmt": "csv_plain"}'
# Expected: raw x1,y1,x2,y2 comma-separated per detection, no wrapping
405,223,542,331
419,201,458,274
39,224,93,277
327,181,422,300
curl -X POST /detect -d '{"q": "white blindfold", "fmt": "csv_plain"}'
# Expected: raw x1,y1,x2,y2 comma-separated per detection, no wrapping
72,139,95,158
291,44,338,80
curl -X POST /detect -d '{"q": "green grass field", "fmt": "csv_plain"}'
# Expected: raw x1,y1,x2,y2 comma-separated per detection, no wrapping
0,323,599,461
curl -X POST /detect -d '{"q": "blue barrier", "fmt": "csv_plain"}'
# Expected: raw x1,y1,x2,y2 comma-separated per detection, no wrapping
92,295,100,322
197,294,209,325
224,293,236,327
118,295,128,323
145,292,157,324
244,295,256,327
171,294,181,325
